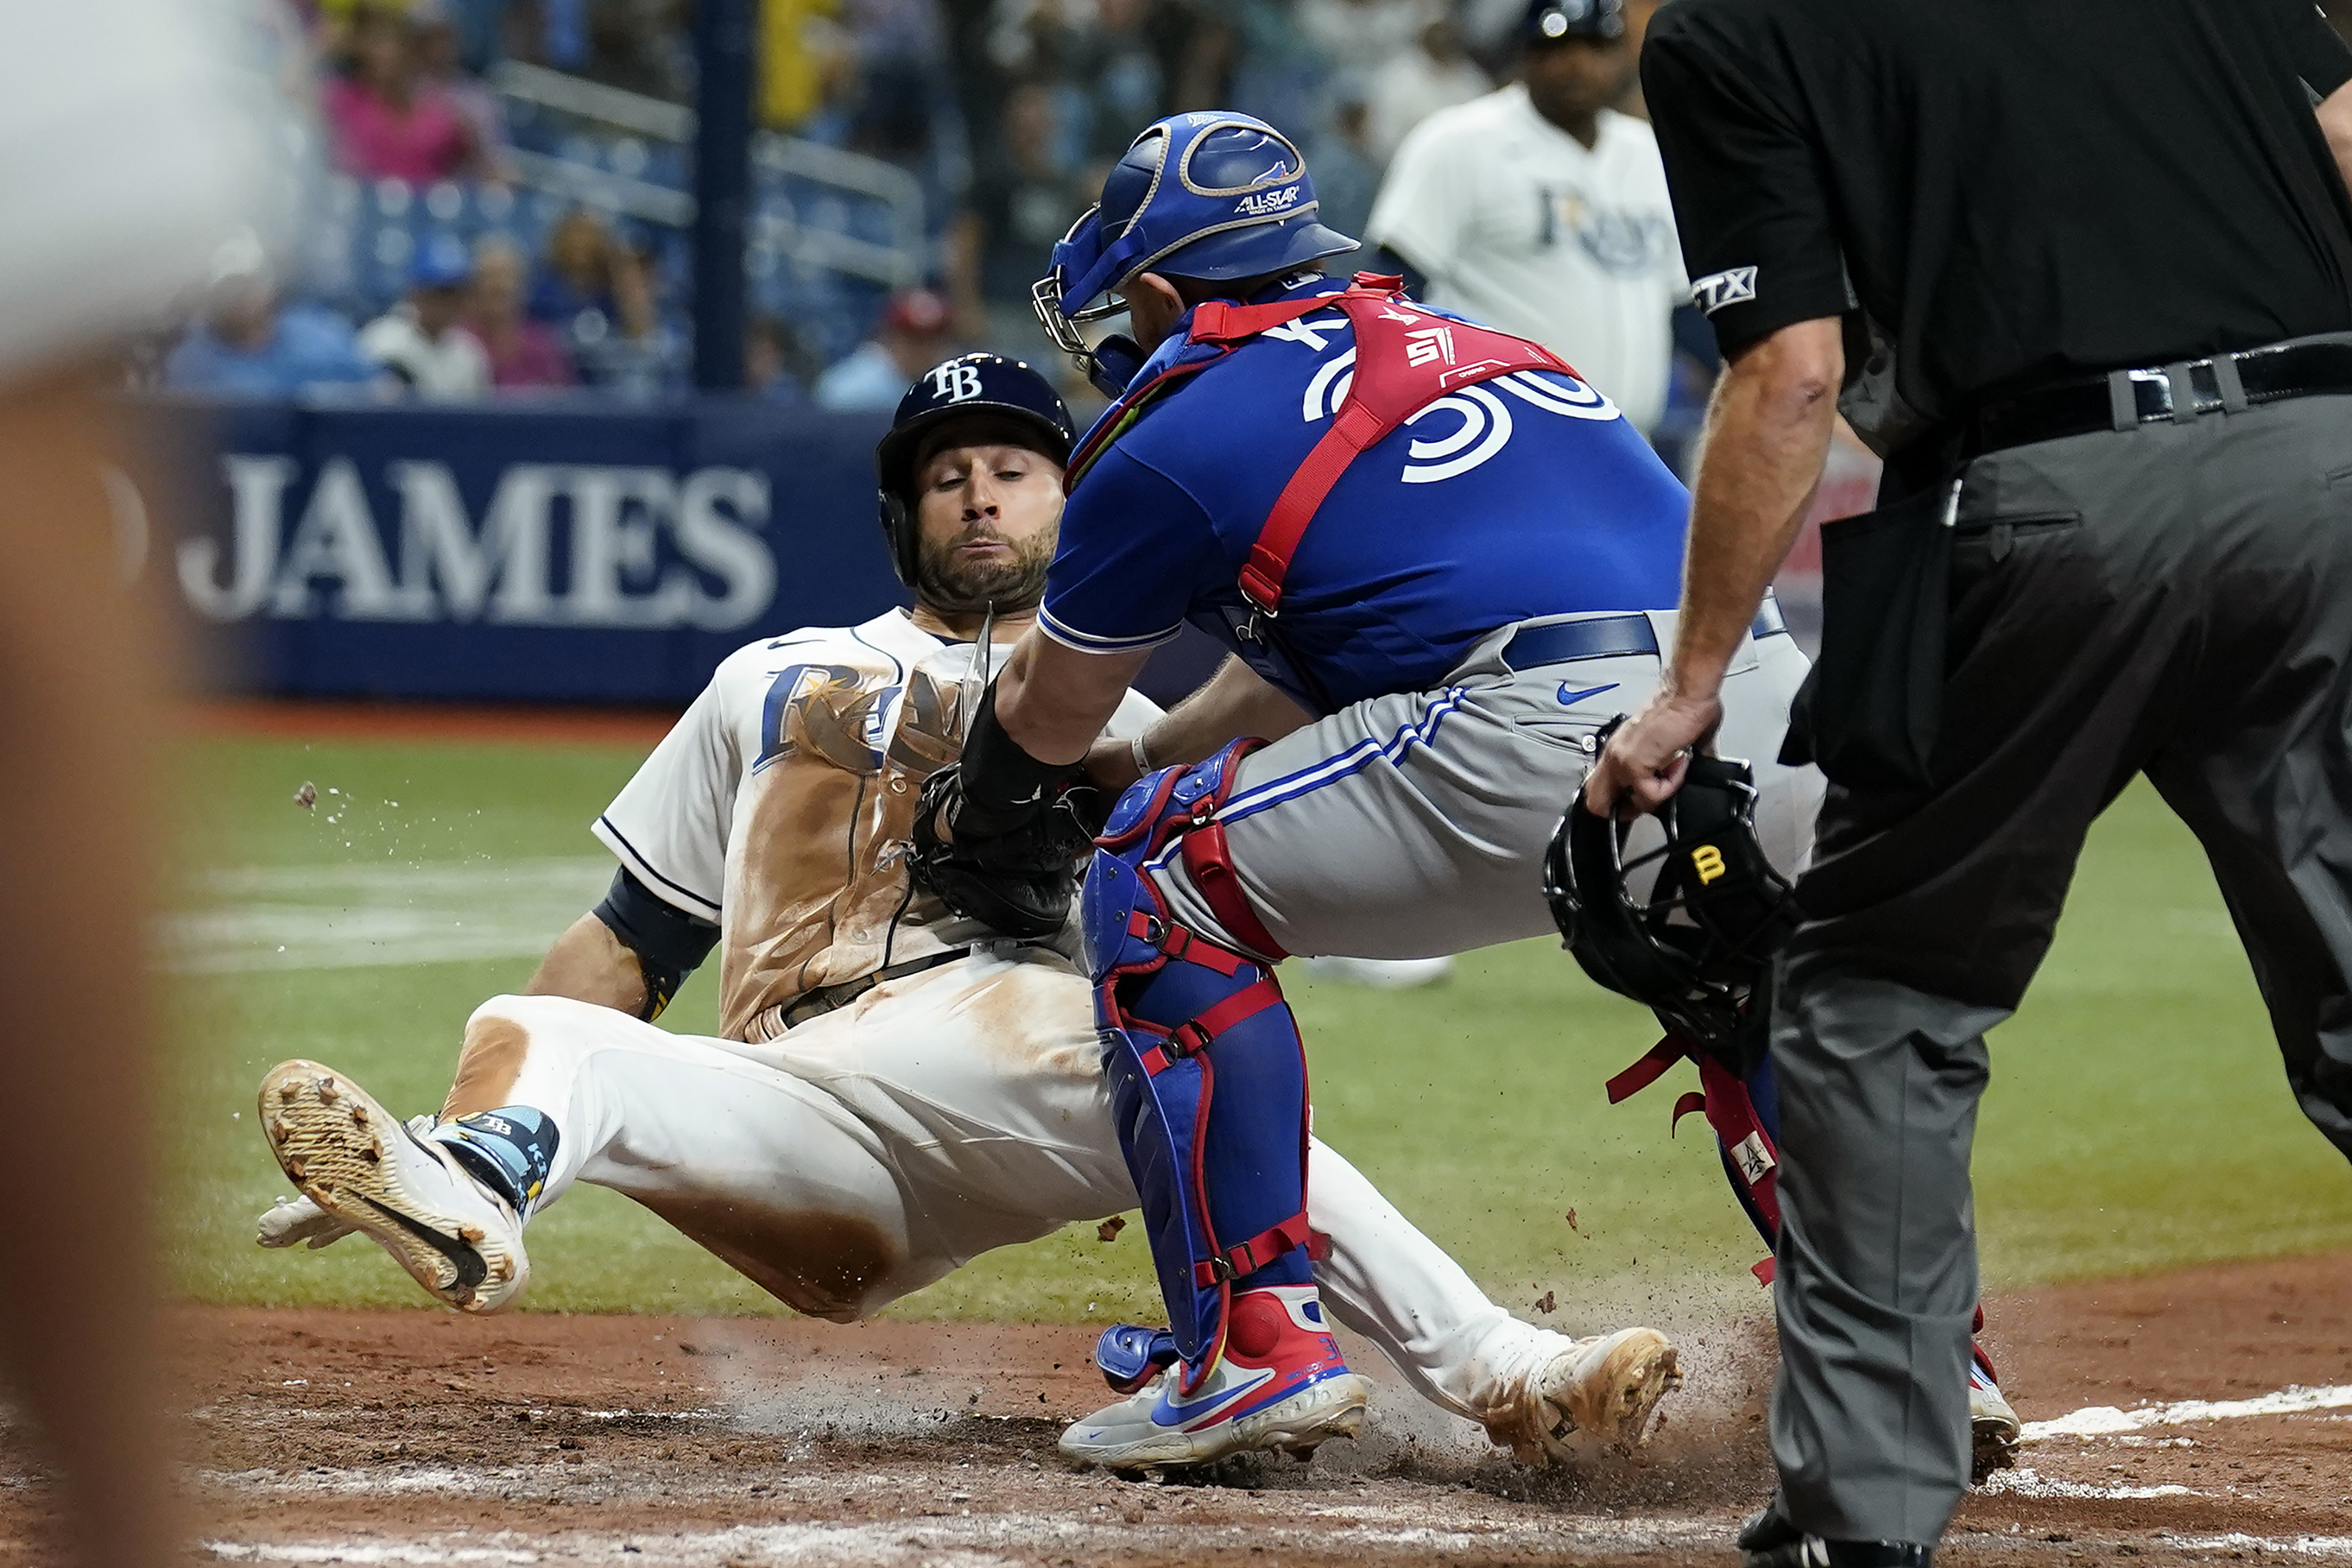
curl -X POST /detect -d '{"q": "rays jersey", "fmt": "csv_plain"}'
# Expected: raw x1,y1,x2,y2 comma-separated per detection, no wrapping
1039,277,1691,716
595,608,1159,1042
1368,90,1687,435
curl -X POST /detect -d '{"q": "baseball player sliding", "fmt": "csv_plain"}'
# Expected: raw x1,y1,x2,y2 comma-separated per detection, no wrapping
920,110,2018,1475
253,352,1681,1472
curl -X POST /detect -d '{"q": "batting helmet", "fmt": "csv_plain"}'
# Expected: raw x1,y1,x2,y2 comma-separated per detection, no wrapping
1544,734,1795,1051
873,353,1075,586
1032,111,1358,396
1525,0,1627,44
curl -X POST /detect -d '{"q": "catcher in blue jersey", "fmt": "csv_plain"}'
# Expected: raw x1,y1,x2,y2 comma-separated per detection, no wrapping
911,110,2018,1475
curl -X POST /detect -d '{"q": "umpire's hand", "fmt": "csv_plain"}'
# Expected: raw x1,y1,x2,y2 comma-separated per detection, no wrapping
1583,687,1723,818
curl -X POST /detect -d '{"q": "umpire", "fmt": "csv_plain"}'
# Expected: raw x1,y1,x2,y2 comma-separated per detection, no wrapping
1587,2,2352,1564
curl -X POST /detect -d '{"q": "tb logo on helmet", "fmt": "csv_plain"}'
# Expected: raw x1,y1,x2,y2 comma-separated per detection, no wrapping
928,361,986,403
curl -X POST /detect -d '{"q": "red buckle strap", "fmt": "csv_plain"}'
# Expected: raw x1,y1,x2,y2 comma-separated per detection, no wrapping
1136,976,1285,1075
1124,908,1250,976
1179,818,1290,963
1192,1209,1313,1286
1606,1035,1690,1104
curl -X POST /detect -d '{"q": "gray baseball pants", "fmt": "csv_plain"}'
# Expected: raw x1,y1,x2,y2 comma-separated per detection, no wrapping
1770,388,2352,1544
1153,611,1819,960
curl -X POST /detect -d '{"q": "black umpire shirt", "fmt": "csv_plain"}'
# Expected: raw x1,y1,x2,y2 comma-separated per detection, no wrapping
1641,0,2352,456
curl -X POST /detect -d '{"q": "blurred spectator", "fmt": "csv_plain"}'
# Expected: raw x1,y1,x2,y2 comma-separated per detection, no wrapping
1076,0,1177,158
468,236,577,388
414,0,517,181
762,0,854,128
321,6,488,183
951,82,1090,352
358,233,492,399
1294,0,1438,78
571,230,686,399
166,240,378,397
746,314,819,403
530,208,620,326
1366,13,1491,160
814,287,955,410
579,0,690,100
1365,0,1684,435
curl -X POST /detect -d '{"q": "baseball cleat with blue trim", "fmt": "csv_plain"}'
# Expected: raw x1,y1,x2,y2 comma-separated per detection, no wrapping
1058,1286,1370,1472
257,1060,528,1313
1486,1326,1682,1464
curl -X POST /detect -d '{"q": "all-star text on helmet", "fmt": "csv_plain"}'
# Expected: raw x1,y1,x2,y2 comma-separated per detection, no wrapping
1032,112,1359,398
874,352,1075,587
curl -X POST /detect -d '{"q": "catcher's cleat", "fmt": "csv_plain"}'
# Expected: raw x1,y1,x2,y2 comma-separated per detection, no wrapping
1058,1286,1370,1473
256,1061,528,1312
1485,1326,1681,1464
1968,1343,2022,1483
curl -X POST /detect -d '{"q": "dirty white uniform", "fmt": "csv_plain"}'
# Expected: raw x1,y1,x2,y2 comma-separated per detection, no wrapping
458,606,1588,1437
1368,89,1687,435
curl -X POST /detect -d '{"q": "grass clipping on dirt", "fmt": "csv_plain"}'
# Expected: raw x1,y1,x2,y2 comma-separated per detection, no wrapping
163,732,2352,1323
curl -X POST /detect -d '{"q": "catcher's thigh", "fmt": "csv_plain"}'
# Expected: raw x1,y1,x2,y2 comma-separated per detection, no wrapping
1154,618,1819,960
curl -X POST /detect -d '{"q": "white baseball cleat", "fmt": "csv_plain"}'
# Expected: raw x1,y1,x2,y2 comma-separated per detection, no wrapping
256,1060,528,1312
256,1115,441,1250
1058,1286,1371,1473
1485,1326,1682,1464
1969,1345,2022,1482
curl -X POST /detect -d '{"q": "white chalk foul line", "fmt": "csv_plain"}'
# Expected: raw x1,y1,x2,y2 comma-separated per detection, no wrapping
2024,1383,2352,1440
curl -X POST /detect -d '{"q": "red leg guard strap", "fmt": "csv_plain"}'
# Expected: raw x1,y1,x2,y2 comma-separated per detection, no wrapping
1193,1210,1314,1287
1138,976,1286,1076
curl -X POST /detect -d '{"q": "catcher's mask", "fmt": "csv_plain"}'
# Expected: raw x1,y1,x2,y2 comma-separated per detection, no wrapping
1544,729,1796,1050
1032,112,1357,398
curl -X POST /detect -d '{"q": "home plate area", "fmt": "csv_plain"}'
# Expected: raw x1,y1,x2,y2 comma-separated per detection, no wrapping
5,1253,2342,1566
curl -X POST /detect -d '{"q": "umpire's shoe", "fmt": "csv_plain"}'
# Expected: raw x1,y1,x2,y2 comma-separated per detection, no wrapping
1058,1286,1370,1473
1739,1497,1932,1567
1487,1326,1682,1464
258,1060,528,1313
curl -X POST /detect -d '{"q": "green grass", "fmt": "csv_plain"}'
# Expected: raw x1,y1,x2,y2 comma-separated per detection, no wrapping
167,731,2352,1324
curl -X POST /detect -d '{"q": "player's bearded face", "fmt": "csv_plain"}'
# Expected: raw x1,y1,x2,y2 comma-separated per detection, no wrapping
911,441,1063,615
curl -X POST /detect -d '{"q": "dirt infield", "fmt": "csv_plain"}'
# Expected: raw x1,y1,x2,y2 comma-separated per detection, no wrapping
3,1252,2345,1565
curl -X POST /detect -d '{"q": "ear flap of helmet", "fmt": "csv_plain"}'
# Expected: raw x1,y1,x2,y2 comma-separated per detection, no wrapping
876,487,920,589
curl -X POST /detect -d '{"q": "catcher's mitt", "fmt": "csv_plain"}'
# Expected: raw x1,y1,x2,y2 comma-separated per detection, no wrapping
909,763,1100,941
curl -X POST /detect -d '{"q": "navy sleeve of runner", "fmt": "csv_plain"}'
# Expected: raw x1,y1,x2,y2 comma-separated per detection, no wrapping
1640,7,1850,357
1039,447,1230,657
594,867,718,1021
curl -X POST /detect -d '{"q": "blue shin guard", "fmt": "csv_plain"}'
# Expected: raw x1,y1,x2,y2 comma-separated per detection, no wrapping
1083,743,1312,1392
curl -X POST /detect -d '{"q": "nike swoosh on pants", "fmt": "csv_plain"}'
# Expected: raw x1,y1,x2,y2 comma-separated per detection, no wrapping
1557,682,1621,707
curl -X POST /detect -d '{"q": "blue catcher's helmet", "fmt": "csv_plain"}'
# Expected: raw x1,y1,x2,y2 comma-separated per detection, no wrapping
1032,112,1357,396
874,352,1074,586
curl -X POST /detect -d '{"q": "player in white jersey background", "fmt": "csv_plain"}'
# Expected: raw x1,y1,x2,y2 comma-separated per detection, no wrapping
1366,0,1687,437
254,352,1683,1469
0,3,282,1562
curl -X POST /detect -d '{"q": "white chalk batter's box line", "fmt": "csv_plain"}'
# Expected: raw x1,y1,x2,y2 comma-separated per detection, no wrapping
2023,1382,2352,1441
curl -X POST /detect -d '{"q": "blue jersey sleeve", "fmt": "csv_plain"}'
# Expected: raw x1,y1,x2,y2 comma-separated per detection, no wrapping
1039,447,1229,656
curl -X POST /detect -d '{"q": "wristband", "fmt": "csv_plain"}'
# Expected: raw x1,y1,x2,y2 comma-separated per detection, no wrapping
1130,732,1154,776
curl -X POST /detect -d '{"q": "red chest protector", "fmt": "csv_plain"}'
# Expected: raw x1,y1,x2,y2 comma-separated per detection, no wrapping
1067,274,1580,618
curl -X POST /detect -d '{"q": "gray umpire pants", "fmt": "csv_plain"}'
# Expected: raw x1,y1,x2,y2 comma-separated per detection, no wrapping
1771,385,2352,1544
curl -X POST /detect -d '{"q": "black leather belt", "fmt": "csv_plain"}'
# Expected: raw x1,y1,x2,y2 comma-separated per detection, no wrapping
1501,594,1786,672
777,946,974,1031
1966,340,2352,458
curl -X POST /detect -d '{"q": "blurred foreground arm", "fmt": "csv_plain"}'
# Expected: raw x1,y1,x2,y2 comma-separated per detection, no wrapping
0,363,176,1568
1585,315,1844,815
